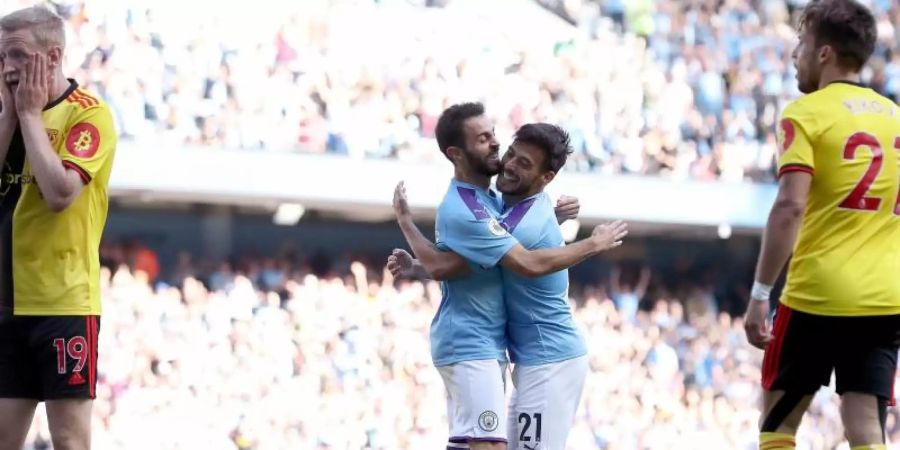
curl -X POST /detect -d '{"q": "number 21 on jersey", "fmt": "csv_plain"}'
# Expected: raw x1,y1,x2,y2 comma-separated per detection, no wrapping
837,132,900,216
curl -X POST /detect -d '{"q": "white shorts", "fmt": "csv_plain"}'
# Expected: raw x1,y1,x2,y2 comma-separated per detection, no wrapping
437,359,509,446
507,355,589,450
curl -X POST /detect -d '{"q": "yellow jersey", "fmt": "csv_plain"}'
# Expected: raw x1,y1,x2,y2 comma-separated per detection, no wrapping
0,80,116,315
777,81,900,316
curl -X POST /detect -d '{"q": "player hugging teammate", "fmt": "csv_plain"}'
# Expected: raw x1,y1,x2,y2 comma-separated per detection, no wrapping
388,102,628,450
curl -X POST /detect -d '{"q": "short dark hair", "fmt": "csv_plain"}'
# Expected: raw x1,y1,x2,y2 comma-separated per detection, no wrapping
799,0,876,72
512,123,573,173
435,102,485,155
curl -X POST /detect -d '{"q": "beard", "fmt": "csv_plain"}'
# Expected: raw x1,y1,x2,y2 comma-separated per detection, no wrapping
796,60,820,94
462,148,500,177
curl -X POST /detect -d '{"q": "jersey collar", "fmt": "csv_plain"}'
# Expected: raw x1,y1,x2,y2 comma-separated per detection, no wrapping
44,78,79,111
827,80,866,89
501,191,543,213
452,178,497,198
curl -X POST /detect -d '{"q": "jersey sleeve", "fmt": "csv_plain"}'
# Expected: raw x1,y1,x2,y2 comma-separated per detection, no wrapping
437,197,519,268
776,101,816,179
59,104,117,185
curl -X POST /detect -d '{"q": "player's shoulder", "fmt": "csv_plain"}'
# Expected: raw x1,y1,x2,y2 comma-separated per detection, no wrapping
441,183,494,220
63,86,108,113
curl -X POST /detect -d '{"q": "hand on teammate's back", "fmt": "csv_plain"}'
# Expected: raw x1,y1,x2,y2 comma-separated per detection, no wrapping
555,195,580,223
386,249,415,278
590,220,628,251
393,181,411,220
14,53,49,117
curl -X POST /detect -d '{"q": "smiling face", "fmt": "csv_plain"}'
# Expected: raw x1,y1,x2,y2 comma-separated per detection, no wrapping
452,115,501,178
497,141,554,197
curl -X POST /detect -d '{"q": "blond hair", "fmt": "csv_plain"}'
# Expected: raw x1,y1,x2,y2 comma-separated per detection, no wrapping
0,5,65,49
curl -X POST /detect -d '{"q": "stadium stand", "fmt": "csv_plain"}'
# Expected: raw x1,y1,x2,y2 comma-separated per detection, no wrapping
3,0,899,448
28,0,900,182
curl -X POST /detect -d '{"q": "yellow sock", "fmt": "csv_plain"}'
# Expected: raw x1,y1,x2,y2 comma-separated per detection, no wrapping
759,432,796,450
850,445,887,450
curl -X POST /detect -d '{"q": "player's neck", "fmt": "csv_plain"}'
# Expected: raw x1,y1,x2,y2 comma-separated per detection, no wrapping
454,169,491,190
49,73,70,104
818,66,861,90
503,188,541,207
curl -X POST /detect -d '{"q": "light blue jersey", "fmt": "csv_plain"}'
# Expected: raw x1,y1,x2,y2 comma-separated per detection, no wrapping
431,179,518,367
499,192,587,366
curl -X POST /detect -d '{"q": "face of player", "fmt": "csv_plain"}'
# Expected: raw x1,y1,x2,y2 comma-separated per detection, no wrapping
0,28,61,88
792,29,824,94
497,141,554,198
456,115,501,177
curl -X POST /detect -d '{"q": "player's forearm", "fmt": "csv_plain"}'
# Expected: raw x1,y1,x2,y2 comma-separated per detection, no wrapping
507,239,598,278
754,201,804,285
410,260,432,279
396,217,464,280
19,114,77,209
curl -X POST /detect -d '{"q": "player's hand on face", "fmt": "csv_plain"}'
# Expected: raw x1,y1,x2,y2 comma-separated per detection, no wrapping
393,181,411,220
386,249,414,278
590,220,628,251
15,53,49,117
0,61,16,122
555,195,580,222
743,299,773,350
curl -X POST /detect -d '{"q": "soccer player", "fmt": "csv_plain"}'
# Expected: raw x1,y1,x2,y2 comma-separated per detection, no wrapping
0,6,117,450
391,123,591,450
390,103,626,450
742,1,900,449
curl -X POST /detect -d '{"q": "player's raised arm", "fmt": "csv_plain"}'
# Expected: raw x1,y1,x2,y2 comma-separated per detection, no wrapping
392,181,470,281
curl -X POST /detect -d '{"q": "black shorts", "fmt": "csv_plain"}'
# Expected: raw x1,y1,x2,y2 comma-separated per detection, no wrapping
762,304,900,403
0,315,100,401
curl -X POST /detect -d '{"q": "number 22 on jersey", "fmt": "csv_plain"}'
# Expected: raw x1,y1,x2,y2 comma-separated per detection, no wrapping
837,132,900,216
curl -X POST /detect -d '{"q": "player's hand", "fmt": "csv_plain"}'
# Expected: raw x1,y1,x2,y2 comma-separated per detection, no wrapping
589,220,628,251
386,249,415,278
0,60,16,123
350,261,367,278
393,181,412,220
743,299,773,350
15,53,49,118
555,195,580,223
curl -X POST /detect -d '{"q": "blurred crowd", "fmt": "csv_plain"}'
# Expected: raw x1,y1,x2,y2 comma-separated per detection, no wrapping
19,252,900,450
9,0,900,183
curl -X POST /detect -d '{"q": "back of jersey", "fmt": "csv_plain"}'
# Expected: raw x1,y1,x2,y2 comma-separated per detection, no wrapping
777,82,900,316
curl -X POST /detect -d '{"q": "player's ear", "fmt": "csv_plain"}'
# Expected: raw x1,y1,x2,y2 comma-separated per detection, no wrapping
541,170,555,185
817,44,833,64
445,146,462,162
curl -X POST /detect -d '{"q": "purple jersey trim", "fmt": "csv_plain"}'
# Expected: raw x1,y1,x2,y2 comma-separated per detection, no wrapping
500,197,537,233
457,187,491,220
449,436,508,444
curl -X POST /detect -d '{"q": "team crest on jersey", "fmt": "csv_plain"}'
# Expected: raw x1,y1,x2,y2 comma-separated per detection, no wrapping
66,122,101,158
46,129,59,144
478,410,499,432
778,119,795,155
487,218,507,236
